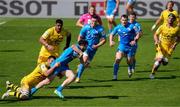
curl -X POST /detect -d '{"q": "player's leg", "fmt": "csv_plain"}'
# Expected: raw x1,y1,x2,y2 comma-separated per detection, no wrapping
127,56,134,78
6,81,21,91
75,53,88,83
113,51,124,80
126,0,136,13
54,70,75,99
31,74,56,95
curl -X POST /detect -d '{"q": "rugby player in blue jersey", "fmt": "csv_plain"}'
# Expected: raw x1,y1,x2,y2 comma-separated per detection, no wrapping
127,12,142,77
75,16,106,83
104,0,120,34
31,39,88,99
109,14,141,80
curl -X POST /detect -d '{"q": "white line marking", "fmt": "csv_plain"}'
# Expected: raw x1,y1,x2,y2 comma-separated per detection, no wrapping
0,21,6,25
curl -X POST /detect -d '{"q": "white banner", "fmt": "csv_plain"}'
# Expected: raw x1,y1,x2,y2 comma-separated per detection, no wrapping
0,0,179,18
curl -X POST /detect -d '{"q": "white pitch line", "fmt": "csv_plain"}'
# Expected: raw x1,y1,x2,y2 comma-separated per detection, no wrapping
0,21,6,26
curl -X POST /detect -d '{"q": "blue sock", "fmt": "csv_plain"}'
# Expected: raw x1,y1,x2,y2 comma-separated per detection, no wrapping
31,87,38,95
132,60,136,70
56,85,63,92
113,63,119,76
109,29,112,34
77,64,85,78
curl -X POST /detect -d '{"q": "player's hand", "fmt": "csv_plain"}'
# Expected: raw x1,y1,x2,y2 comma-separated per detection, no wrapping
92,45,99,49
104,10,106,14
54,62,60,68
113,9,117,14
151,24,156,31
130,40,136,46
46,45,54,51
109,41,115,47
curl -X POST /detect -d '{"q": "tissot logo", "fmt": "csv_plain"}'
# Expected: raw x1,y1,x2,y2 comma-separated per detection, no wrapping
74,2,88,15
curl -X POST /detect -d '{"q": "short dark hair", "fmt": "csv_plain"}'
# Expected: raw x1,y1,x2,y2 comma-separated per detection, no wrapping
129,12,137,17
121,14,128,19
48,55,56,60
56,19,63,26
78,39,88,46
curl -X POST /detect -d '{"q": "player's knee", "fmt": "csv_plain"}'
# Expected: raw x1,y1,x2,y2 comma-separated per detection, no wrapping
20,90,29,100
162,58,168,66
115,59,121,64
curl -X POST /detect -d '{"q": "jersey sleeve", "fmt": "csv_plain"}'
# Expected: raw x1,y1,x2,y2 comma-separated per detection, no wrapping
111,26,118,36
79,26,87,38
99,27,106,39
40,63,48,76
42,29,51,39
79,14,85,23
156,25,163,35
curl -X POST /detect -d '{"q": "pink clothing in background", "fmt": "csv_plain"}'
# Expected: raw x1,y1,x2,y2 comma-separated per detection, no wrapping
79,13,102,25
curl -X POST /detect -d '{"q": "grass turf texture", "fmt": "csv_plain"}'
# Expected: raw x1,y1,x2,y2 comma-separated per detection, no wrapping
0,18,180,106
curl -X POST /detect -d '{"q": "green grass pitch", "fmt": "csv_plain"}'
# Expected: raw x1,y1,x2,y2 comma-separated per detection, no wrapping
0,18,180,106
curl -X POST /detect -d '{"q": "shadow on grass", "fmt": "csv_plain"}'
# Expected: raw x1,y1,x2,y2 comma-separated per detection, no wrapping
173,57,180,59
33,95,127,100
136,69,177,73
0,50,24,52
89,75,179,82
0,74,10,77
0,99,28,104
46,85,112,89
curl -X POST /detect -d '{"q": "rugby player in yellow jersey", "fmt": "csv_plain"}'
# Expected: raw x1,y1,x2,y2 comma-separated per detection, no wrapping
37,19,71,64
1,56,60,100
150,13,180,79
151,1,180,31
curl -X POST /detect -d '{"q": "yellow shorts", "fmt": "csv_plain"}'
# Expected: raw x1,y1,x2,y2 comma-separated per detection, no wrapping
155,43,174,59
20,76,44,91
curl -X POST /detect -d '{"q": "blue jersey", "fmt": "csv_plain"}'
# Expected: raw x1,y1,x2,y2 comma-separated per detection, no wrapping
79,24,106,51
106,0,117,15
129,21,142,38
50,44,81,75
51,45,80,67
111,22,136,46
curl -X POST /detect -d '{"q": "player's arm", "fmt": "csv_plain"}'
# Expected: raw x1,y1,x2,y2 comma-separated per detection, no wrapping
104,0,107,14
71,44,83,58
77,27,86,41
63,32,71,50
44,63,60,76
93,29,106,49
39,31,54,51
130,25,143,46
109,27,117,47
152,12,163,31
113,0,120,14
76,18,84,28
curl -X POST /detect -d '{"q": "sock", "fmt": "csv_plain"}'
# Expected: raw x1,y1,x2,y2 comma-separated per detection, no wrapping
132,60,136,70
109,29,112,34
9,91,22,99
31,87,38,95
113,63,119,76
8,84,20,91
56,85,63,92
77,64,85,78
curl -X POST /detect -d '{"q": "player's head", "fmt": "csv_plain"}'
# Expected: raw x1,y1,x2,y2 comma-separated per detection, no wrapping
166,1,174,10
129,12,137,22
168,13,176,24
55,19,63,32
47,56,56,65
88,5,96,15
90,15,98,27
78,39,88,51
120,14,128,25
